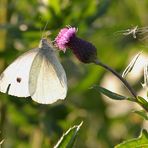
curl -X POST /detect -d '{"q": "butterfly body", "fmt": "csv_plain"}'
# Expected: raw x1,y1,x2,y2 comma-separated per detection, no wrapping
0,38,67,104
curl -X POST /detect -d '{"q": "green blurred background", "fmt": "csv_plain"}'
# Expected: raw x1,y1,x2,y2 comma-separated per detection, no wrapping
0,0,148,147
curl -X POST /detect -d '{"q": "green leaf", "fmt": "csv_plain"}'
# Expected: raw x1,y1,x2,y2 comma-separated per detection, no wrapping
137,96,148,109
54,122,83,148
133,110,148,120
93,85,128,100
115,129,148,148
136,96,148,112
137,96,148,105
122,52,141,78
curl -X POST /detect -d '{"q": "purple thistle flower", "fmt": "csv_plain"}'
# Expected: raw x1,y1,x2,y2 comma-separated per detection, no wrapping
55,26,98,63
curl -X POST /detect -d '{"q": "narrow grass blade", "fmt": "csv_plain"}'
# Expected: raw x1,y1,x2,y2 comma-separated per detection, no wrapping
54,122,83,148
122,52,141,78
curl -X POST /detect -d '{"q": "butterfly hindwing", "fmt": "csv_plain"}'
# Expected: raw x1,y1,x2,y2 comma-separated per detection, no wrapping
29,45,67,104
0,48,39,97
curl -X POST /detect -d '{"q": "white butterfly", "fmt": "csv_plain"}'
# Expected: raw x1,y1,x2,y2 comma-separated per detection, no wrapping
0,38,67,104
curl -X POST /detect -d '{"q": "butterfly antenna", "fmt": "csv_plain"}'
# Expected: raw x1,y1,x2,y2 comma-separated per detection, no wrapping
38,16,43,37
42,20,49,39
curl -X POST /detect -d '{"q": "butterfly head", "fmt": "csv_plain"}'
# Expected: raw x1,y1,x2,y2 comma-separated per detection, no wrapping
39,38,50,49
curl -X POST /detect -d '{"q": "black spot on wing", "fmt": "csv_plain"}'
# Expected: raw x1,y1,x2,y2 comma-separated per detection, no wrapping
16,77,21,83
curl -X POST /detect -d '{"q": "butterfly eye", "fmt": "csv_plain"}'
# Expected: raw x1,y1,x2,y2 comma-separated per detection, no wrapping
41,38,46,43
16,77,22,83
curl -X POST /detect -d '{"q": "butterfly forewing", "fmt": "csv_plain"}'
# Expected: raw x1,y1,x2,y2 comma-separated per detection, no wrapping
29,45,67,104
0,38,67,104
0,48,39,97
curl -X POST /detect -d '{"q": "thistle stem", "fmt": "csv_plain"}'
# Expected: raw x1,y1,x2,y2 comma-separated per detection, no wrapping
94,60,137,100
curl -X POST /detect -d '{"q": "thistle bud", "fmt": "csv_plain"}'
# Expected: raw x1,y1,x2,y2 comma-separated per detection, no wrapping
55,27,97,63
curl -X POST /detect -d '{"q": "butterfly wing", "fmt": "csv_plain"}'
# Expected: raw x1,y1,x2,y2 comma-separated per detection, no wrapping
29,45,67,104
0,48,39,97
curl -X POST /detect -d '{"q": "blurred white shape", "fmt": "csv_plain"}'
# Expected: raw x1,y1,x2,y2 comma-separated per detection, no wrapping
138,61,148,102
106,100,135,118
125,52,148,85
14,40,25,51
138,87,148,102
114,26,138,38
122,26,138,38
38,0,49,13
142,62,148,88
101,73,135,117
142,120,148,131
38,6,47,13
19,24,28,31
122,52,141,78
100,56,148,117
109,122,127,139
10,14,18,24
0,139,4,145
101,73,126,100
42,0,48,5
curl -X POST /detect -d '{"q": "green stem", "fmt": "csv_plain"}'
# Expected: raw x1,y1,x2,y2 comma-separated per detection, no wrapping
94,60,137,100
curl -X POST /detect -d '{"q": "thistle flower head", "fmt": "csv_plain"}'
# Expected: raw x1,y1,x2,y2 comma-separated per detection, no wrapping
55,26,98,63
55,27,77,52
